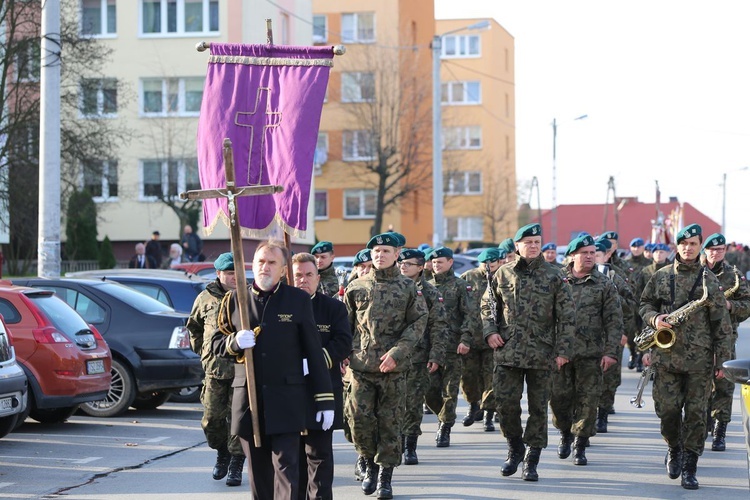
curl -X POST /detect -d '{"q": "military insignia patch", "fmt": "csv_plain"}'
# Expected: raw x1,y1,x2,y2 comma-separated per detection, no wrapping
416,290,423,296
532,226,538,235
318,324,331,332
376,236,383,244
278,314,294,322
438,296,444,303
713,238,719,246
466,285,472,292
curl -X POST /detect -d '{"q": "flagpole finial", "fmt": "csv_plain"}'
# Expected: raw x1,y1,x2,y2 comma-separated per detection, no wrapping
333,45,346,56
196,41,210,52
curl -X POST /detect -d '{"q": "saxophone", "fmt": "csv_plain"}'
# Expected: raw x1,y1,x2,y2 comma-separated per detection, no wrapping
725,265,741,298
635,268,710,350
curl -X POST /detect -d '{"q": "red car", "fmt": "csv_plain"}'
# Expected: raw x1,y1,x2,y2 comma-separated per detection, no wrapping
0,283,112,425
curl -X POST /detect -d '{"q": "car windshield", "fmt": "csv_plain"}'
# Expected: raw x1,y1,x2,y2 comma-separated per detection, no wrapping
27,293,91,335
91,282,175,313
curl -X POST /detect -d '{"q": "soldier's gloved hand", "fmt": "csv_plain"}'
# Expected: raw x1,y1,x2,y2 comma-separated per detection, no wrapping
236,329,256,349
316,410,334,431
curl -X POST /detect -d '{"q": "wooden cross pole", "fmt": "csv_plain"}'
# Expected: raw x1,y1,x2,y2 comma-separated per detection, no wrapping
181,138,283,447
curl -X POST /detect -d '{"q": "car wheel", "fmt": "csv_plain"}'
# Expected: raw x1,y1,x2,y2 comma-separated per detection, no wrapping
131,391,171,410
29,405,79,424
168,385,202,403
0,414,18,439
79,359,136,418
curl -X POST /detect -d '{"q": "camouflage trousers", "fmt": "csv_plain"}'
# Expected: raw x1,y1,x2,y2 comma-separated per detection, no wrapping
345,370,406,468
402,361,430,436
424,352,464,425
653,365,713,455
342,368,353,443
201,377,244,456
460,348,495,410
599,344,623,410
550,357,603,438
710,342,737,422
493,365,551,448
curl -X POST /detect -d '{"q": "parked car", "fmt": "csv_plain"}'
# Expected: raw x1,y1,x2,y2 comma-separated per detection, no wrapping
0,284,111,426
452,254,479,276
722,358,750,489
0,315,28,438
170,262,254,280
11,278,202,417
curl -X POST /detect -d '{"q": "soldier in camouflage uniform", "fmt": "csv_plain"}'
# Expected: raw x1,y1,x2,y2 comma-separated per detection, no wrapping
550,235,622,466
481,223,576,482
542,243,562,268
397,248,449,465
185,252,245,486
344,233,428,498
498,238,516,264
640,223,733,490
460,247,506,431
625,237,651,274
311,241,339,297
701,233,750,452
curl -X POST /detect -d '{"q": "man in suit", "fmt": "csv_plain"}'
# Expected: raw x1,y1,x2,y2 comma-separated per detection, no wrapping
128,243,157,269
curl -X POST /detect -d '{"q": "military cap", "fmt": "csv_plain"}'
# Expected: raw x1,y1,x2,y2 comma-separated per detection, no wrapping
152,230,160,236
353,249,372,265
600,231,619,240
387,231,407,247
367,233,400,249
399,248,424,261
311,241,334,255
595,242,608,253
566,234,596,256
596,237,612,250
541,242,557,252
417,243,431,252
577,232,591,238
653,243,670,252
514,223,542,242
644,243,655,252
214,252,235,271
477,248,502,263
497,249,508,259
498,238,516,254
702,233,726,250
630,237,645,247
676,223,702,244
427,246,453,260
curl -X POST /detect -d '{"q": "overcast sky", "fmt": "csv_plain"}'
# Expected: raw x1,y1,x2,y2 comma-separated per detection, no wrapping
435,0,750,243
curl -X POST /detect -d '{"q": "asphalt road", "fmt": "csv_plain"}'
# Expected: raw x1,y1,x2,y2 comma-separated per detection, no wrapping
2,322,750,499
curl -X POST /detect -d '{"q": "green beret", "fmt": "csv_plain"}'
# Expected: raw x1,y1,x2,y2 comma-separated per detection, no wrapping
353,249,372,265
702,233,726,250
676,224,702,244
497,249,508,259
427,246,453,260
566,235,596,256
514,223,542,242
477,248,502,263
214,252,235,271
600,231,618,240
367,233,399,249
387,231,406,247
595,242,608,253
498,238,516,254
595,236,612,251
311,241,333,255
399,248,424,261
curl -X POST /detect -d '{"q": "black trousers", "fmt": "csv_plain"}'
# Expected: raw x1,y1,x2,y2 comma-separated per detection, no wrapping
241,432,300,499
298,429,334,500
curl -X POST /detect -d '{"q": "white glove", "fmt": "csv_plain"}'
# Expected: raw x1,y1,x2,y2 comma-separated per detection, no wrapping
236,329,256,349
316,410,335,431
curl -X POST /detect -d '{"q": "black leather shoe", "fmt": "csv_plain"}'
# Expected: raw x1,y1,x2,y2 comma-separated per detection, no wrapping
501,437,525,476
361,458,379,495
212,447,231,480
225,455,244,486
665,446,682,480
557,430,573,459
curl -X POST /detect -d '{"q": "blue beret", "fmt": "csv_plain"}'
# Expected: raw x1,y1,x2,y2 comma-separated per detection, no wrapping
630,238,645,247
702,233,726,250
600,231,618,240
498,238,516,254
644,243,655,252
676,224,702,244
417,243,431,251
214,252,235,271
596,237,612,250
514,223,542,242
427,246,453,260
311,241,333,255
387,231,406,247
541,243,556,252
353,249,372,265
399,248,424,261
653,243,670,252
367,233,400,249
477,248,502,263
567,235,596,256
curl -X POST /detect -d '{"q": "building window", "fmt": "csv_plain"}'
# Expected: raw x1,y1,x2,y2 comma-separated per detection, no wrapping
141,0,219,36
341,72,375,103
443,126,481,150
445,171,482,195
81,0,117,36
82,159,119,200
313,133,328,175
81,78,117,117
446,216,483,241
441,81,481,105
312,15,327,43
341,12,375,43
344,189,376,218
140,77,203,116
15,40,40,82
342,130,375,161
314,191,328,219
140,158,199,199
442,34,480,58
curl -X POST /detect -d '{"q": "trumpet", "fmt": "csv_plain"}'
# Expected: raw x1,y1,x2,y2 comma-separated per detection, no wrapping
630,365,653,408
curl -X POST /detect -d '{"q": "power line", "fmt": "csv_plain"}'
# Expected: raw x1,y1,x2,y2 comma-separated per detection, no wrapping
442,59,516,86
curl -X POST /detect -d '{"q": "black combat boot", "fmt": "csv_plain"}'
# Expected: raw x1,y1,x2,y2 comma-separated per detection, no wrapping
681,451,699,490
665,446,682,479
225,455,244,486
627,354,636,370
462,402,480,426
354,455,367,481
423,404,433,415
557,430,573,459
403,435,419,465
635,353,644,372
573,437,587,466
500,437,525,476
436,422,453,447
712,421,727,451
361,458,379,495
607,406,615,415
375,466,394,499
483,411,495,432
522,446,541,481
595,407,608,433
212,446,231,480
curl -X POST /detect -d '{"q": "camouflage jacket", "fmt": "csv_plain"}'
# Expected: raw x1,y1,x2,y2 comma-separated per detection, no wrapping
429,268,478,350
640,257,733,371
481,255,577,370
318,264,340,298
706,259,750,336
633,260,671,303
411,276,449,366
562,264,623,360
603,264,638,334
186,279,235,379
344,264,428,373
624,253,651,275
610,252,636,280
460,266,493,351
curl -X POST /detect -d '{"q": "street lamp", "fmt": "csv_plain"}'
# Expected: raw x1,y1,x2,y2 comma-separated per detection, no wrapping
550,114,588,244
721,166,749,234
432,20,491,247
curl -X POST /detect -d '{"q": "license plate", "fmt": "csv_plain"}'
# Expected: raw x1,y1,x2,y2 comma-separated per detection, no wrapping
87,359,105,374
0,397,11,410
